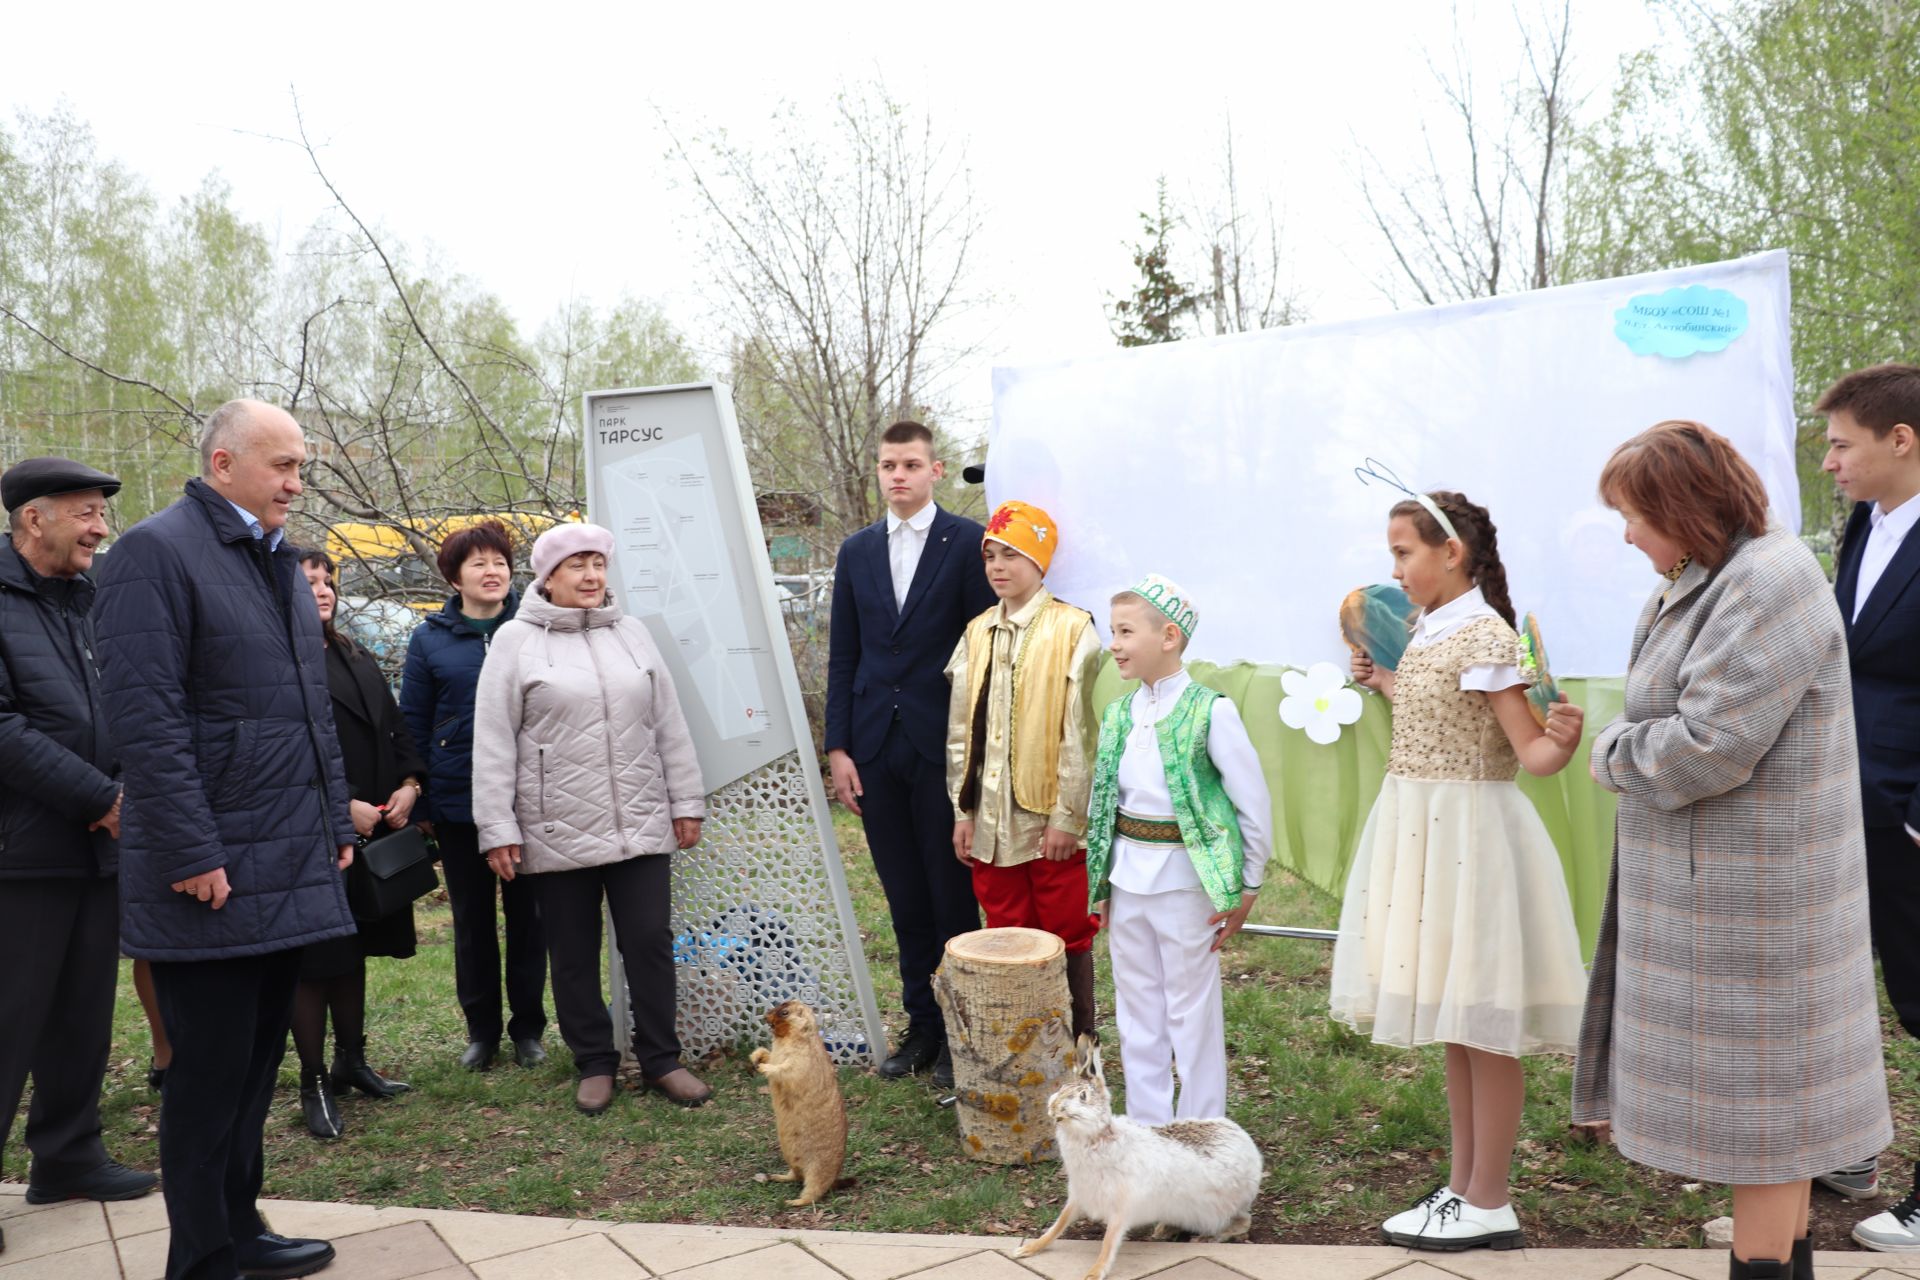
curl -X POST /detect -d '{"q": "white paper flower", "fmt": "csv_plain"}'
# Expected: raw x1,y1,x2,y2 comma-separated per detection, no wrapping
1279,662,1365,746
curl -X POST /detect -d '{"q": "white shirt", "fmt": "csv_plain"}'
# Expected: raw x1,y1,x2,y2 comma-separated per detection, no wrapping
1109,668,1273,897
1410,586,1523,692
886,501,937,611
225,497,284,551
1853,493,1920,622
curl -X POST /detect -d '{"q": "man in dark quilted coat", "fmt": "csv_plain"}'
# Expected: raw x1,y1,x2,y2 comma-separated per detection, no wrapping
96,400,357,1280
0,457,157,1256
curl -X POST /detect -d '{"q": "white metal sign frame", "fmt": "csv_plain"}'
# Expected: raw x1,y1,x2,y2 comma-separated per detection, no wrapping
582,381,884,1067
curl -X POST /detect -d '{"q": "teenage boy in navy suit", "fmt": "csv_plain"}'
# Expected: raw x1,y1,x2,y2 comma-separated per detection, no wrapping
1813,364,1920,1250
826,420,995,1087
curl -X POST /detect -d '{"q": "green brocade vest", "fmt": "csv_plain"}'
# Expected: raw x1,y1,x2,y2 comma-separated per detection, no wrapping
1085,680,1247,913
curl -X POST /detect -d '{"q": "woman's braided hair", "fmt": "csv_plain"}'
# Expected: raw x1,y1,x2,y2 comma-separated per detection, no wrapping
1389,491,1516,629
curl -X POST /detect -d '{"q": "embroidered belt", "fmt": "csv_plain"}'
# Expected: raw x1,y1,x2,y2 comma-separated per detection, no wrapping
1115,810,1183,845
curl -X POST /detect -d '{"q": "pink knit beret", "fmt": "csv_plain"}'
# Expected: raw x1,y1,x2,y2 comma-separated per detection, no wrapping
529,522,615,588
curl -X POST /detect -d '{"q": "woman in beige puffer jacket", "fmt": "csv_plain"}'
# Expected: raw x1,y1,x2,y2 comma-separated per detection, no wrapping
472,523,710,1112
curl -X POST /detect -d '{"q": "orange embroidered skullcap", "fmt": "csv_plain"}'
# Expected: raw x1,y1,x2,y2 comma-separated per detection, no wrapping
983,500,1059,574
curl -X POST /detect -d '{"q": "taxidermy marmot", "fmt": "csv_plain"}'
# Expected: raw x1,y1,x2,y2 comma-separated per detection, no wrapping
750,999,848,1206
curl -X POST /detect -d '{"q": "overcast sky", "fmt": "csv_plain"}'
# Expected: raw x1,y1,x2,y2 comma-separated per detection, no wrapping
7,0,1667,436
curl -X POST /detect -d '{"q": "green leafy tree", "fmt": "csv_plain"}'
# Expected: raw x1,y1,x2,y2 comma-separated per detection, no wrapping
1110,178,1203,346
0,106,193,518
1561,0,1920,536
0,101,707,616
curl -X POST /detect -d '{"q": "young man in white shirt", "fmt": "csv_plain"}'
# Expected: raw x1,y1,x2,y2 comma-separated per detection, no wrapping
824,421,995,1087
1815,364,1920,1246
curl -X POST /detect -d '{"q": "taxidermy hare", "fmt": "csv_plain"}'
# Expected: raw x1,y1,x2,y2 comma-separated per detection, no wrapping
749,1000,848,1207
1015,1034,1261,1280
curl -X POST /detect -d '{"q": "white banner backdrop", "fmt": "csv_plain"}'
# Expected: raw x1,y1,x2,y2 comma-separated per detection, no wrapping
987,251,1797,677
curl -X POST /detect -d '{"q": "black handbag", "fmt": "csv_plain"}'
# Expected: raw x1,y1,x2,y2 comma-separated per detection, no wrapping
346,825,438,923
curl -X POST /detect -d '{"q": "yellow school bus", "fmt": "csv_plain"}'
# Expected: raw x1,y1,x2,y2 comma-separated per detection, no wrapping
326,512,580,613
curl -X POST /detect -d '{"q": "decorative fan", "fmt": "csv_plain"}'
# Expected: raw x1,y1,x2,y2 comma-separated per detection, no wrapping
1339,584,1420,672
1519,612,1563,727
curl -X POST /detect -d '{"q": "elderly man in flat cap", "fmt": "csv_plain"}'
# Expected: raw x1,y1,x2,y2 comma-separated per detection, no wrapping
0,458,157,1253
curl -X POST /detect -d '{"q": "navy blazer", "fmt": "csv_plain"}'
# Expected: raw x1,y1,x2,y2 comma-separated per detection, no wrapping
1836,499,1920,831
825,506,996,766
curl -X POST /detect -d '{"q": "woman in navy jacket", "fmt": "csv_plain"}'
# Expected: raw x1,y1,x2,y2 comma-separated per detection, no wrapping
399,521,548,1071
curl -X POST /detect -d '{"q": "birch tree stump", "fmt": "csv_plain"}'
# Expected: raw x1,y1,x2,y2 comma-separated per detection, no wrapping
931,927,1076,1165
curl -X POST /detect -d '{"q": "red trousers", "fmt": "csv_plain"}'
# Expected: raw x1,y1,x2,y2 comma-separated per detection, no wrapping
970,853,1099,953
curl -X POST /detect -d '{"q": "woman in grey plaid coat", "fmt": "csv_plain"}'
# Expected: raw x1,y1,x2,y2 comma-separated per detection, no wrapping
1572,421,1891,1280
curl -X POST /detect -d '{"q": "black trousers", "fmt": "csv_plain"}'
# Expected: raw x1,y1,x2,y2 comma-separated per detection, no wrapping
0,875,117,1182
529,855,681,1079
438,820,548,1045
149,947,301,1280
1866,823,1920,1039
858,721,980,1034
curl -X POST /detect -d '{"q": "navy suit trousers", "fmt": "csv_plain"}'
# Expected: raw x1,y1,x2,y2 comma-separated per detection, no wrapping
150,947,300,1280
1867,824,1920,1040
860,722,980,1033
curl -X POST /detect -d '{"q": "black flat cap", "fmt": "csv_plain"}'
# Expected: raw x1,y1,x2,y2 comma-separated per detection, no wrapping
1,457,122,511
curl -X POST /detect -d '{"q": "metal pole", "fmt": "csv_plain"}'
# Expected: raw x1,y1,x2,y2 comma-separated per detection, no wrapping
1239,924,1339,943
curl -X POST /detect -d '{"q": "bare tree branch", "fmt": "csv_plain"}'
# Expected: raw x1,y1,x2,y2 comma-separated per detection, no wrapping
1353,0,1577,303
0,300,200,428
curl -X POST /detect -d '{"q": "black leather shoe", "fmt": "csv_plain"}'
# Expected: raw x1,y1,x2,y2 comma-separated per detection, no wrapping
235,1232,336,1278
330,1051,410,1099
458,1040,496,1071
931,1041,955,1089
513,1037,548,1068
299,1068,344,1140
878,1026,942,1079
24,1160,157,1203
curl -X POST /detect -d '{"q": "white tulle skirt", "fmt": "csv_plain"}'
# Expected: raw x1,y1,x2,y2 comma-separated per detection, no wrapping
1328,775,1587,1057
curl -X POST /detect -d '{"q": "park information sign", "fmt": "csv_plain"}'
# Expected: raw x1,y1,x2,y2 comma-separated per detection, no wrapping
583,382,883,1065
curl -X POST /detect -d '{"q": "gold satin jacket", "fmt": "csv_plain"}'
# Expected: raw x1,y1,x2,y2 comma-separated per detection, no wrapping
944,589,1102,868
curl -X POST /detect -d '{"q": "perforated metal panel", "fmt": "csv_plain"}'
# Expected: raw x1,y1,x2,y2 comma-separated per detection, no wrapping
610,749,883,1069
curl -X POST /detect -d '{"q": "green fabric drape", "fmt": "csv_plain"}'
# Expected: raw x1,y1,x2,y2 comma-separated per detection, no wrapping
1089,658,1621,957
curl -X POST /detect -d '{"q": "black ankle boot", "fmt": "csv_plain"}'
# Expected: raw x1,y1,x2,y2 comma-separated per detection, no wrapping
330,1040,410,1098
299,1066,344,1139
1729,1256,1793,1279
1791,1235,1811,1280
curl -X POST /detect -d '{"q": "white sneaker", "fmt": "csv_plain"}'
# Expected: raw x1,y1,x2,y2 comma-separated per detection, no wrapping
1817,1156,1881,1200
1380,1185,1456,1239
1395,1196,1525,1252
1854,1191,1920,1252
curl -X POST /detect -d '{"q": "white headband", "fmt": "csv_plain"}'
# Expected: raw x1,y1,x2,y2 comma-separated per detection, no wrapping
1414,493,1461,543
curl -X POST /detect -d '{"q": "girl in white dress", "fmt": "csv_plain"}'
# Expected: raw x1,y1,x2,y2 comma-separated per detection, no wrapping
1329,490,1589,1252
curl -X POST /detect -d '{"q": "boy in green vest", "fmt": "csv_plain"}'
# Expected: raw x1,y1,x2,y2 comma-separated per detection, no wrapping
1086,574,1271,1123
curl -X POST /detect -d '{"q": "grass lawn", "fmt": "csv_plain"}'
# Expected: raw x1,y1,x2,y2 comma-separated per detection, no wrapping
13,804,1915,1249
